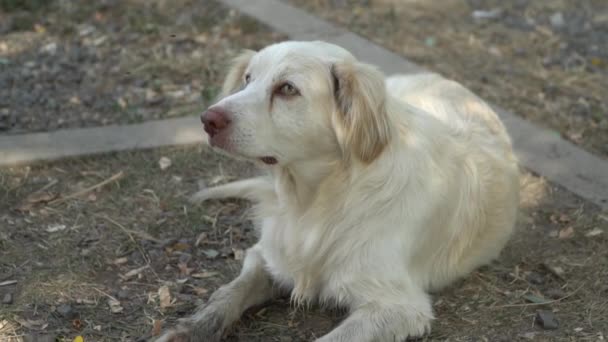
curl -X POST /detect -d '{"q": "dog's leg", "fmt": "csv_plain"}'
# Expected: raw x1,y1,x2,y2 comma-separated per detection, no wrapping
190,177,274,203
154,245,275,342
315,285,433,342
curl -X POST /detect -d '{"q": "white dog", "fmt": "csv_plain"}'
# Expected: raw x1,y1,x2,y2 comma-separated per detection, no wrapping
155,40,520,342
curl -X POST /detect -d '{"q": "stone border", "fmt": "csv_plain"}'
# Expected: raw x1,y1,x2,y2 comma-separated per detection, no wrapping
1,0,607,210
0,116,204,166
219,0,608,210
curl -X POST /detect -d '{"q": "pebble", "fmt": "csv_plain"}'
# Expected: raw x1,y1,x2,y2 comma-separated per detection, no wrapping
179,253,192,264
472,8,502,20
536,310,559,330
202,249,220,259
550,12,565,29
117,289,130,300
2,293,13,304
56,303,76,319
526,272,544,285
545,288,566,299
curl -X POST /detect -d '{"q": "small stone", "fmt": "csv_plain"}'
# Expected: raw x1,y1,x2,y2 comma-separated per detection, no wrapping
542,262,565,278
526,272,544,285
117,289,130,300
201,249,220,259
39,42,57,55
158,156,172,170
550,12,565,29
536,310,559,330
2,293,13,304
472,8,502,20
178,253,192,264
521,332,536,340
57,303,76,319
545,288,566,299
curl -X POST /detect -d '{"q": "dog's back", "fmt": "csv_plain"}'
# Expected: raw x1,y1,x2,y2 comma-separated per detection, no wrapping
387,73,517,164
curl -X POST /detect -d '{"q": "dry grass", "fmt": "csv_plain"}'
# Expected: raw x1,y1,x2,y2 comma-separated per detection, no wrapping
0,0,285,132
1,144,606,341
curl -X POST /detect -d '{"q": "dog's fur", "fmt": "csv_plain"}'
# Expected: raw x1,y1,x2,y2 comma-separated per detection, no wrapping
155,41,520,342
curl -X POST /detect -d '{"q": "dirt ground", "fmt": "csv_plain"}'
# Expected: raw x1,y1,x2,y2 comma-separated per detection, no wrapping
0,145,607,342
0,0,282,134
1,0,608,341
288,0,608,159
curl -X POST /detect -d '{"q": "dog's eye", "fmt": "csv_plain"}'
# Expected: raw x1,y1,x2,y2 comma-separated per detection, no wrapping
244,73,251,84
276,82,299,97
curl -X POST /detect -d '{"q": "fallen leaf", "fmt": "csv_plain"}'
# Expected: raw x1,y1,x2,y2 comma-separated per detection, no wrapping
0,280,17,287
108,298,123,313
158,286,171,309
113,257,128,265
178,261,194,276
191,271,218,279
72,319,83,330
34,24,46,33
190,286,208,296
232,248,245,261
152,320,162,336
46,224,67,233
195,232,208,246
202,249,219,259
523,293,548,304
550,213,570,224
73,336,84,342
590,57,603,66
585,228,603,237
17,192,59,211
116,97,127,109
542,262,565,278
13,316,46,329
121,265,149,280
159,157,172,170
75,298,96,305
558,226,574,239
165,242,191,253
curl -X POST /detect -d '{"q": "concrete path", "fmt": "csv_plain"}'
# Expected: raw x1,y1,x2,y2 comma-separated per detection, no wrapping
0,116,204,166
1,0,607,210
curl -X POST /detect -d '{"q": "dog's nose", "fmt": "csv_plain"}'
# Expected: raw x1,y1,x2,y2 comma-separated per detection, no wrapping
201,107,232,137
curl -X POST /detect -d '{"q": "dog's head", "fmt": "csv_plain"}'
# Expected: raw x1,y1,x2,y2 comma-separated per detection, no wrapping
201,41,392,166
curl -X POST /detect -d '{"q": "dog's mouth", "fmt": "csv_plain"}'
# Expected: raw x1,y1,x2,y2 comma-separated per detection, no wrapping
259,156,278,165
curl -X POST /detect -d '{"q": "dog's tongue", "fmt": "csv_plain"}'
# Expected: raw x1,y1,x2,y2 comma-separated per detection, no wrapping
260,157,278,165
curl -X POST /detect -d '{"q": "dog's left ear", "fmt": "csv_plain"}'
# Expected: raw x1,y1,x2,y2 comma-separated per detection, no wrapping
219,49,256,98
331,61,392,164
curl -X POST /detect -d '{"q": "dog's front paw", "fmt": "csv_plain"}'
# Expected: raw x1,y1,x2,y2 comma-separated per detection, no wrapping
154,310,226,342
152,324,193,342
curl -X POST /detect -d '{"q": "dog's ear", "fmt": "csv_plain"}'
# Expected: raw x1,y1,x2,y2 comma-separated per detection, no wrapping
219,49,256,98
331,61,392,164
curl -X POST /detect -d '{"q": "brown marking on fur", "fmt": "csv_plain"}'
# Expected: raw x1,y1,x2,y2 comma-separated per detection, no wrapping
331,62,392,164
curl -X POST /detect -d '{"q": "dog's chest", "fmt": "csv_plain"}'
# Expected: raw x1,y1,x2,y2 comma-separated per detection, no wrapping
258,214,347,303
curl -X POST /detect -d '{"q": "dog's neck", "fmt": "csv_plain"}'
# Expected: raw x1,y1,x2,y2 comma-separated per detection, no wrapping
273,155,342,210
